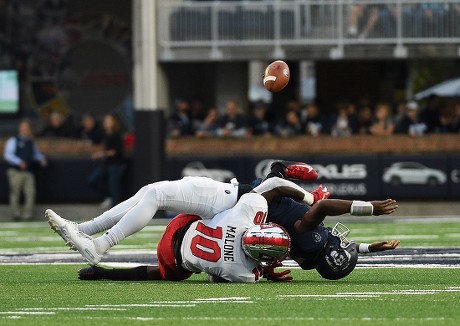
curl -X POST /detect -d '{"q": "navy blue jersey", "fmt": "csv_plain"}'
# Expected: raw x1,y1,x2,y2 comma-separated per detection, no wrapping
267,197,328,269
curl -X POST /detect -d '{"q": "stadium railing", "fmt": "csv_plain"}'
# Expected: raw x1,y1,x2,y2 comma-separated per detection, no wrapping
157,0,460,59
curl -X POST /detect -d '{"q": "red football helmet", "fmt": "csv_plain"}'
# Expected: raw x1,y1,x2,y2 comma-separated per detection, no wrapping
242,223,291,263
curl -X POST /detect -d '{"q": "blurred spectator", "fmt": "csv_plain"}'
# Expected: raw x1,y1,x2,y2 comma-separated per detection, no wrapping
394,100,407,127
40,111,75,138
395,101,427,136
330,102,357,137
418,3,446,37
247,101,273,137
3,119,48,220
349,3,397,38
195,108,219,138
419,94,442,133
87,114,126,210
76,113,104,145
437,105,455,133
274,110,303,137
357,105,373,135
348,3,382,38
369,103,395,136
285,99,302,114
190,96,207,132
303,103,324,136
215,99,248,138
450,102,460,133
452,3,460,37
169,99,194,138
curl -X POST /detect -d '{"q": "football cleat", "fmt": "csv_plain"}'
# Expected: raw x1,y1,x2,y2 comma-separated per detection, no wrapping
65,227,102,266
45,209,79,250
312,184,330,203
285,162,318,181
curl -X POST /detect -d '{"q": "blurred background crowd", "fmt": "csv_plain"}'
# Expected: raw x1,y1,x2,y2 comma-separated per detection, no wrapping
168,95,460,139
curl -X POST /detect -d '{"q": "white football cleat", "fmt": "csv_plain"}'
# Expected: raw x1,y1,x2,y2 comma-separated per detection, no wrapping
45,209,79,249
46,209,102,265
65,227,102,266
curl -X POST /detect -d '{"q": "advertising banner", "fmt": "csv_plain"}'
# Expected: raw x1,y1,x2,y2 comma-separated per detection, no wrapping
450,155,460,197
381,155,449,199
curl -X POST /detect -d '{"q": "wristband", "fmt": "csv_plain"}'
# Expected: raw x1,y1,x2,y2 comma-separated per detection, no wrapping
302,192,314,206
358,243,370,254
350,200,374,216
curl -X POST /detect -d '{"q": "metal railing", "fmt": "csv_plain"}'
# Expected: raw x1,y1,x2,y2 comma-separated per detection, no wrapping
157,0,460,59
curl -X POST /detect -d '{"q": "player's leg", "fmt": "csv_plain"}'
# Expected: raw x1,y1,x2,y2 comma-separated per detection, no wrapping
47,183,154,246
93,177,237,251
156,176,238,219
6,169,22,219
63,177,237,264
22,172,36,219
78,184,152,235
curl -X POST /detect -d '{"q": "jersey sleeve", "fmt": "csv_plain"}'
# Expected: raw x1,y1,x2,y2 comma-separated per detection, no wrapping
231,193,268,226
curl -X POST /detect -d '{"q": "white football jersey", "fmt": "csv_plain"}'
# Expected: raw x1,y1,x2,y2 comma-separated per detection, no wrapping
180,193,268,283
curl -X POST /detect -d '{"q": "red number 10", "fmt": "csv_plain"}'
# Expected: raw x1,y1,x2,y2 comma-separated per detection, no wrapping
190,222,223,262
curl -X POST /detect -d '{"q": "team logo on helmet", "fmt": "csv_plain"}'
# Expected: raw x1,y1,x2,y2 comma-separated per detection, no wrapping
242,223,291,263
313,232,322,243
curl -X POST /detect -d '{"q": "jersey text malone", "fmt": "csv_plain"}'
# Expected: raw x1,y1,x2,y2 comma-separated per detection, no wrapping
223,225,237,262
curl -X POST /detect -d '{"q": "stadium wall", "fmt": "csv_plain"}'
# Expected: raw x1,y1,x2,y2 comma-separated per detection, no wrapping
0,137,459,202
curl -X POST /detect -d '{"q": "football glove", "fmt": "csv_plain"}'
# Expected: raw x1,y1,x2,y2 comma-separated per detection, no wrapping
312,184,330,203
78,266,104,280
263,262,292,282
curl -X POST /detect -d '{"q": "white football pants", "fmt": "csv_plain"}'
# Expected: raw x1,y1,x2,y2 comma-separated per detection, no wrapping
79,176,239,237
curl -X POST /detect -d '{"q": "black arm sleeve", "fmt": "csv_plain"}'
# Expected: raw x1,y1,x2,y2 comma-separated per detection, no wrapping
79,266,152,281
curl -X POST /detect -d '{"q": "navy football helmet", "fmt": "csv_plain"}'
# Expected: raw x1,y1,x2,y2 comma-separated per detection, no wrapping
315,222,358,280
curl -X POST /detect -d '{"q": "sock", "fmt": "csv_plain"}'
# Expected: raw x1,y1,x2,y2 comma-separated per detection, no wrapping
93,225,126,254
79,216,117,236
266,162,286,180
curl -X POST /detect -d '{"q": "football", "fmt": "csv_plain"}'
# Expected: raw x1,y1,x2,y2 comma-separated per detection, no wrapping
263,60,290,92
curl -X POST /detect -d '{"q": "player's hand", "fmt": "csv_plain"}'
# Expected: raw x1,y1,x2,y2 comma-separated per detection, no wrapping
263,262,292,282
78,266,104,280
369,240,400,252
312,184,330,204
371,199,398,215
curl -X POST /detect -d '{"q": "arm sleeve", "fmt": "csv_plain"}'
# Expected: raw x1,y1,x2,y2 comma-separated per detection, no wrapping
32,142,46,162
3,138,21,166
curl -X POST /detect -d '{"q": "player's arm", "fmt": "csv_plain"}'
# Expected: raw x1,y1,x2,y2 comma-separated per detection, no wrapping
208,274,231,283
263,262,292,282
78,265,162,281
294,199,398,233
252,177,329,205
356,240,400,254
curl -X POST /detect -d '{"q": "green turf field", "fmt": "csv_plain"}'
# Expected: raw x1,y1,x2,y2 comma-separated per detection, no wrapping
1,266,460,325
1,218,460,252
1,219,460,325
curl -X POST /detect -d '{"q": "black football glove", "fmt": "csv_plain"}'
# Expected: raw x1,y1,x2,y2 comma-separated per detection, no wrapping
78,266,105,280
